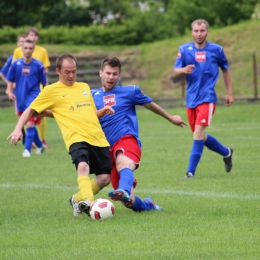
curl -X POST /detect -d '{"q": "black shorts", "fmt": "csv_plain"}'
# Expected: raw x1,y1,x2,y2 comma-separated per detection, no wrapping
69,142,112,175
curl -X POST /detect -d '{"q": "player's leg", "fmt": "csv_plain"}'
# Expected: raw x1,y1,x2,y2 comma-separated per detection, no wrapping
186,124,206,178
69,142,94,216
204,136,233,172
129,187,164,212
88,145,112,194
33,118,45,155
108,135,163,211
199,103,233,172
108,151,135,206
23,121,35,157
108,136,140,207
185,103,212,178
38,117,49,148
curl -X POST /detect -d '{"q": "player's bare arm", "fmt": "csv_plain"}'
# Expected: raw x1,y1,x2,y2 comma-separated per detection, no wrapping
6,81,16,101
143,102,187,128
0,72,8,85
7,107,36,145
173,65,195,77
223,69,234,106
96,105,115,118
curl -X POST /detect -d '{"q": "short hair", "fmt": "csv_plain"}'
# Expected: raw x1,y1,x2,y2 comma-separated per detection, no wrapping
191,19,209,30
23,39,34,45
101,57,122,73
56,54,77,70
26,27,39,37
17,34,26,41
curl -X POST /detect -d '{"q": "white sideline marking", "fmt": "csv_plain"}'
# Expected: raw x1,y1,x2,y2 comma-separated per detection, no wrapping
1,183,260,200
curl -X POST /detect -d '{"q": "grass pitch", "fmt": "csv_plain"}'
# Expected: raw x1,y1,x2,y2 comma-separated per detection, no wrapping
0,102,260,260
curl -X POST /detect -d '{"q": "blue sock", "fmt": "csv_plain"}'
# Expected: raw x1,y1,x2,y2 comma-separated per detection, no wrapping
33,127,43,148
187,140,204,175
204,134,229,157
118,168,134,195
25,127,35,152
130,196,154,212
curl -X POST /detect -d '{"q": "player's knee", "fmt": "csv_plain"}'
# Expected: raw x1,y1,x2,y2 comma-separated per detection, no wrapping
77,161,89,175
97,174,110,187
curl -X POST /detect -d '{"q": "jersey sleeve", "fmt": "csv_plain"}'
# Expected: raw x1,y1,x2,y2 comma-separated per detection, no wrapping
39,64,47,86
6,62,16,82
30,86,53,113
218,48,229,71
173,46,185,69
89,88,97,111
0,56,12,76
133,86,152,105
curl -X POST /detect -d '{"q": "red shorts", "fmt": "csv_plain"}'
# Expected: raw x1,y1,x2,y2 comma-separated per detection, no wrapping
17,111,41,125
110,135,141,190
186,103,216,132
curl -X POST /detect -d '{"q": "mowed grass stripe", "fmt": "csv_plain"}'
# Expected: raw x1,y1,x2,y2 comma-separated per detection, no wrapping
1,183,260,200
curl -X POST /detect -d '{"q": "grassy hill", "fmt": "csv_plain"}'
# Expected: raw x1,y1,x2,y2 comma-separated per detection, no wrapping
0,19,259,99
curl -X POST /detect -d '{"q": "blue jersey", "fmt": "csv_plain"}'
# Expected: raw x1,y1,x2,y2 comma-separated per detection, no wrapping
6,58,46,112
0,55,13,77
174,41,229,108
91,85,152,147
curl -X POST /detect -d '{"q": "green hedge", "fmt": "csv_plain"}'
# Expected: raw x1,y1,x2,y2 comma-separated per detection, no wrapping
0,14,177,46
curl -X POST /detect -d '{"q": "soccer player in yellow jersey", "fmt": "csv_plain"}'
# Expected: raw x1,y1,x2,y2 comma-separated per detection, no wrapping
7,54,114,217
12,27,50,148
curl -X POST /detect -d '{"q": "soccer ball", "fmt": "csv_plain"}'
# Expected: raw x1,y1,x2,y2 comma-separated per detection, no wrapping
90,198,115,220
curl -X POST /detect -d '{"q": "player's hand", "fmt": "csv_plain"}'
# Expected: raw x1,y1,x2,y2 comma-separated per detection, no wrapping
225,93,234,106
6,90,16,101
104,106,115,115
171,115,188,128
7,131,23,146
184,65,195,74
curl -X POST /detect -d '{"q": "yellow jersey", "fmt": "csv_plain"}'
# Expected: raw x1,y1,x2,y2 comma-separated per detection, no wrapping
13,45,50,68
30,81,109,150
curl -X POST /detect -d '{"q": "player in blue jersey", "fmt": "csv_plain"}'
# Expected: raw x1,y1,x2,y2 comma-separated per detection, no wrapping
92,56,187,212
1,34,26,143
0,34,26,85
173,19,234,179
6,39,46,157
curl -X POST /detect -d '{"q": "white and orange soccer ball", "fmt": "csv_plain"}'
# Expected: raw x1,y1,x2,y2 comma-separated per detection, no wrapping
90,198,115,220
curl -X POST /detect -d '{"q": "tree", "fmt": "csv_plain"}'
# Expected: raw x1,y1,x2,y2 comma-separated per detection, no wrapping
166,0,259,34
0,0,61,27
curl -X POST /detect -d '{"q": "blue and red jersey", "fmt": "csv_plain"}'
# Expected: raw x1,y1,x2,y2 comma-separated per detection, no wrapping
6,58,46,113
174,41,229,108
91,85,152,147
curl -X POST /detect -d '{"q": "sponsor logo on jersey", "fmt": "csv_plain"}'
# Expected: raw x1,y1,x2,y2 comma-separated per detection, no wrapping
22,66,30,75
177,51,181,58
195,52,206,62
82,90,88,96
104,94,116,106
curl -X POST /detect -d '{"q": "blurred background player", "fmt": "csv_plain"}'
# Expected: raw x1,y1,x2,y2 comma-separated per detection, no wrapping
173,19,234,178
6,39,46,157
0,34,26,143
0,34,26,85
91,56,187,212
12,27,50,148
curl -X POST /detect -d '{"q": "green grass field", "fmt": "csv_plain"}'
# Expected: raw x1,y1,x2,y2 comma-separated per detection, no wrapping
0,102,260,260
